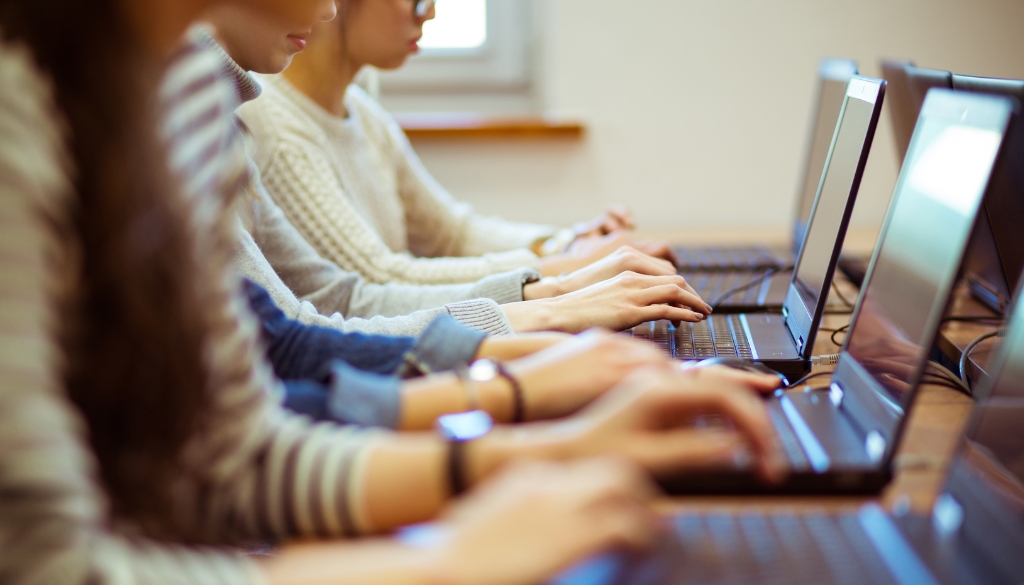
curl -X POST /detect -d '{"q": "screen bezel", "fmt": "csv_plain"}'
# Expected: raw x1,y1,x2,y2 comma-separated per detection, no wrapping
783,76,885,359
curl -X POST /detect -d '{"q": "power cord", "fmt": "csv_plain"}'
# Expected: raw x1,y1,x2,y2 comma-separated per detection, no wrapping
830,280,856,308
709,265,795,309
785,371,834,390
959,330,1003,389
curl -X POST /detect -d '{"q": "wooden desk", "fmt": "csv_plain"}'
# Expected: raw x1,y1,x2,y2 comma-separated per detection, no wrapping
655,280,976,516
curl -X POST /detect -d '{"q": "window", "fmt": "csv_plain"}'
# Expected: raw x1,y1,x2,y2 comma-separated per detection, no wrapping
419,0,488,50
378,0,534,96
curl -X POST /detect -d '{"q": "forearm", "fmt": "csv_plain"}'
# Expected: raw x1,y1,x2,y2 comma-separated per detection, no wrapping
474,333,571,362
399,373,515,430
358,427,568,532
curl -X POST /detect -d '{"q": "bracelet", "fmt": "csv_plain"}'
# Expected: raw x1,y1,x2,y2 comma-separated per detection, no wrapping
453,364,481,411
494,362,526,423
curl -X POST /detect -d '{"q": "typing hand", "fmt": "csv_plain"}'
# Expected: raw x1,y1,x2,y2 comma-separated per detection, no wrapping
524,245,681,300
506,272,712,334
505,329,673,421
429,458,663,585
552,367,788,484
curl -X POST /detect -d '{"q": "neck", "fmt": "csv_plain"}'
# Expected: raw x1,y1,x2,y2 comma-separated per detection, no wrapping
122,0,207,56
283,32,362,117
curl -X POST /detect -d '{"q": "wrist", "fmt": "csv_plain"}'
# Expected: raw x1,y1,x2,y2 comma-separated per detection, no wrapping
522,277,560,301
465,422,576,485
502,300,563,333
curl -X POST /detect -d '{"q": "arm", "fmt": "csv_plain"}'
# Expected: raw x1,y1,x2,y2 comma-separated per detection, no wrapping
263,135,544,285
0,50,262,584
351,87,557,259
246,175,535,314
234,214,517,337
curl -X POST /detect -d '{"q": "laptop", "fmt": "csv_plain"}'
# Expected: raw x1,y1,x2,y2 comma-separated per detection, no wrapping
657,89,1018,496
553,270,1024,585
878,64,1024,312
677,59,858,312
632,76,885,382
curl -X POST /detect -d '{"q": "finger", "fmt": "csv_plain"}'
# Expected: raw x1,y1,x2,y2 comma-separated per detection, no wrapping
635,283,712,315
607,205,635,229
580,501,663,553
695,366,784,395
641,384,786,483
563,457,662,505
617,249,677,277
633,302,707,325
629,427,751,475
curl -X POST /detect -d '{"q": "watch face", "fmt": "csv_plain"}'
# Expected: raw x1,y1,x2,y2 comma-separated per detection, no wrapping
469,359,499,383
437,410,494,441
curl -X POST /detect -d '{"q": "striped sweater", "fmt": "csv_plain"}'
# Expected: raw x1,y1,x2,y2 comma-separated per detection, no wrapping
238,74,558,286
0,28,384,585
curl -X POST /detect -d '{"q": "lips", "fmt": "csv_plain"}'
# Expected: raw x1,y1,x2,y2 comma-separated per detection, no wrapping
287,35,309,51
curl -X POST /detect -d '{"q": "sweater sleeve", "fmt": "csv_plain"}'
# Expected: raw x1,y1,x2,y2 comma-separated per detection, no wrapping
0,45,267,585
234,217,516,337
244,172,527,322
357,88,560,259
262,133,547,285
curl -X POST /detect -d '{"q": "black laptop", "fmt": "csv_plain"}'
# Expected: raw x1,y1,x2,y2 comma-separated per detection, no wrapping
677,59,858,312
553,270,1024,585
878,64,1024,312
657,89,1018,496
632,76,885,382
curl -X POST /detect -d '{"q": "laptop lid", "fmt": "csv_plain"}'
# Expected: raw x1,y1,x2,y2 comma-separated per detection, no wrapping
881,59,918,163
931,276,1024,583
828,90,1018,463
782,76,885,359
792,58,859,252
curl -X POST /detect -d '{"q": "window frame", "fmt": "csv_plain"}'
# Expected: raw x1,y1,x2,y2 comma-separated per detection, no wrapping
378,0,534,94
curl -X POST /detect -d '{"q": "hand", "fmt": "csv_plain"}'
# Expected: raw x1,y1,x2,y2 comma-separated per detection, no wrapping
525,246,679,300
679,363,786,396
429,458,663,585
532,367,788,484
572,205,636,237
506,330,674,420
505,272,712,334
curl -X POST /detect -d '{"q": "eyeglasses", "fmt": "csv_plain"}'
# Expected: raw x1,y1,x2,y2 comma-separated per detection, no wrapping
414,0,435,18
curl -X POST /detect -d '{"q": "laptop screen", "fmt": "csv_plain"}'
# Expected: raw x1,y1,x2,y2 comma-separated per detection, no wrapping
792,59,858,251
841,90,1012,425
961,292,1024,511
784,77,883,355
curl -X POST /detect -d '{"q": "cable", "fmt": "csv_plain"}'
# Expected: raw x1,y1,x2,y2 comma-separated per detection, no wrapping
830,280,856,308
785,371,834,390
924,362,973,397
709,265,795,309
941,315,1004,325
829,324,850,347
959,330,1001,389
811,353,840,366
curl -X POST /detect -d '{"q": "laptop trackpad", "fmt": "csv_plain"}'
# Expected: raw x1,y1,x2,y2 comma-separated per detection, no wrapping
786,392,875,468
745,314,801,360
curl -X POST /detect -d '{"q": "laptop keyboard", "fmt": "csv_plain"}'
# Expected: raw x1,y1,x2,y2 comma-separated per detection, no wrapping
630,316,753,360
684,269,775,307
670,512,899,584
674,246,786,272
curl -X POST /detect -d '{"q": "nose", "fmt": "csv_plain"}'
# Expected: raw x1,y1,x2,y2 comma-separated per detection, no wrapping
319,0,338,22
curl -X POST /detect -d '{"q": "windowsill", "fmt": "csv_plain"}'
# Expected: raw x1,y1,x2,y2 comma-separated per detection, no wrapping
393,112,585,140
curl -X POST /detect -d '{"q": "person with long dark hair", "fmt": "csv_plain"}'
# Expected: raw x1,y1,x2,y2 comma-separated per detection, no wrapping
0,0,785,583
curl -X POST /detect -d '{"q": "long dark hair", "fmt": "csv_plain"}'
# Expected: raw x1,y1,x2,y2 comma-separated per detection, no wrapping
0,1,213,539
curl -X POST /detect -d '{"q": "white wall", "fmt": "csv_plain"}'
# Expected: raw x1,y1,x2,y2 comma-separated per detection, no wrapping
388,0,1024,240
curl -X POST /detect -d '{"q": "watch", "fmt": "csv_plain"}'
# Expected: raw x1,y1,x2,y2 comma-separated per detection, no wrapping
436,410,494,496
468,359,526,423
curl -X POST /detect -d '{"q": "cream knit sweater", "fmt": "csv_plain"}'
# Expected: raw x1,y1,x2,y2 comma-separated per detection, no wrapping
237,74,558,286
